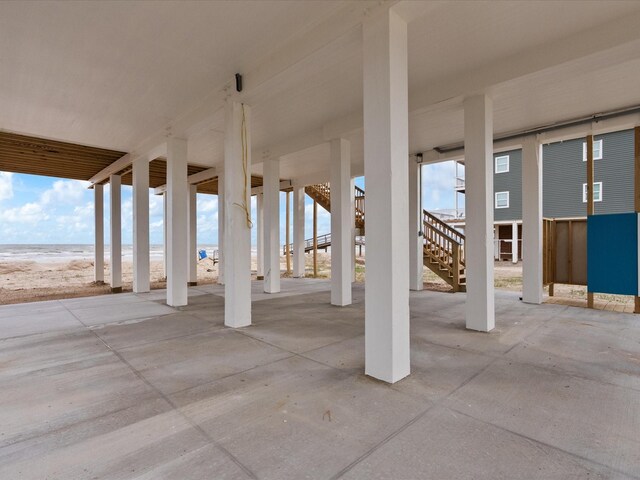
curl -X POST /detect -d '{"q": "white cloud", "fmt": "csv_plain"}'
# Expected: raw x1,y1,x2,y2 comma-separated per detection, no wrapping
0,202,49,224
149,193,163,216
41,179,90,205
0,172,13,201
422,161,462,211
198,197,217,213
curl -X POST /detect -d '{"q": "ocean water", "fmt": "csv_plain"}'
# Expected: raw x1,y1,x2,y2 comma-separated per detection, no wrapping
0,244,220,263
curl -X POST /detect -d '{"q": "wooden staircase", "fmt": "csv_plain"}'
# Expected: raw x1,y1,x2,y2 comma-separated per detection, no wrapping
305,183,365,235
303,183,466,292
422,210,466,292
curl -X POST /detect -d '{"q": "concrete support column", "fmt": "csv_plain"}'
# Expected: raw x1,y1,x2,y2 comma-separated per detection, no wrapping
188,184,198,286
409,159,423,291
256,192,264,278
511,221,519,264
109,174,122,293
132,159,150,293
263,157,280,294
363,8,410,383
94,184,104,284
293,186,305,278
217,172,224,284
464,94,495,332
330,138,352,306
166,137,189,307
163,192,168,277
522,136,544,304
224,100,252,327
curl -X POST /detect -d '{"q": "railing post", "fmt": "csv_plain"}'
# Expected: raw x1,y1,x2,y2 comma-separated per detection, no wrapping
452,243,460,293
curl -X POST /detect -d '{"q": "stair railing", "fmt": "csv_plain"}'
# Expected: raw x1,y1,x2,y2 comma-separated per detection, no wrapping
284,233,332,254
423,210,465,291
423,210,465,246
354,185,365,227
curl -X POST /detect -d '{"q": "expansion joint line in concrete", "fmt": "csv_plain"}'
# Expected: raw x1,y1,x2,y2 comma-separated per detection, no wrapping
447,407,640,480
329,356,501,480
58,302,259,480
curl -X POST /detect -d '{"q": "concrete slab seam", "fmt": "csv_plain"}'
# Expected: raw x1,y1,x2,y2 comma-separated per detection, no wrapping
447,406,640,480
59,302,259,480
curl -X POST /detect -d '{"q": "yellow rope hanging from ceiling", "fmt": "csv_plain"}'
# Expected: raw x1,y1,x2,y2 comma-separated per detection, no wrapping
233,103,253,229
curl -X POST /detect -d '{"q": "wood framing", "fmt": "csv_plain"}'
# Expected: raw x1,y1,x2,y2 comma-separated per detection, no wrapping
586,134,595,308
0,131,126,181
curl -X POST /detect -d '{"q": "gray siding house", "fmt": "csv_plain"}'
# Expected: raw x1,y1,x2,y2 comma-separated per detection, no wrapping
493,148,522,222
452,128,635,262
542,129,634,218
494,128,635,222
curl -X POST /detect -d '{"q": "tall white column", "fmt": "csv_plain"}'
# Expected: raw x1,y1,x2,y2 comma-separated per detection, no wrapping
522,136,544,304
330,138,352,306
409,159,423,291
363,8,410,383
351,177,356,283
224,100,252,327
217,172,224,284
293,186,305,277
166,137,189,307
263,157,280,293
511,221,519,264
256,192,264,278
188,184,198,286
163,192,168,277
94,184,104,284
109,174,122,292
464,94,495,332
133,159,150,293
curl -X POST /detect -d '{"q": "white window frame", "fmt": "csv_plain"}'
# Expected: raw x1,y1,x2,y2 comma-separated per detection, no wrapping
494,155,510,174
495,191,510,209
582,182,603,203
582,139,603,161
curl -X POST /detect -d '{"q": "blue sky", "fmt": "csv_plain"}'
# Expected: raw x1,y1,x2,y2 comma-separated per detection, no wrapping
0,161,462,245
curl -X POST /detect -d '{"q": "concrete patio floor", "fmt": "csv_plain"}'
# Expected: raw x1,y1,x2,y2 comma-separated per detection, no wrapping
1,278,639,479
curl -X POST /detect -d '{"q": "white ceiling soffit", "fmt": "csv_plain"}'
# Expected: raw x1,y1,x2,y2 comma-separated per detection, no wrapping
2,1,640,176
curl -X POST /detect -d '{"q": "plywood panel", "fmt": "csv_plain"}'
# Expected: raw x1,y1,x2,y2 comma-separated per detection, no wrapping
554,222,570,283
572,220,588,285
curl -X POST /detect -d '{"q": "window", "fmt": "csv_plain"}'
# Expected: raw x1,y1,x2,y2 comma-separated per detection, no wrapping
582,182,602,203
495,191,509,209
495,155,509,174
582,139,603,161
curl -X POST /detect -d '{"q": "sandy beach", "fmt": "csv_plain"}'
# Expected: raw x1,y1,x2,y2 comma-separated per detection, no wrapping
0,252,339,305
2,250,634,312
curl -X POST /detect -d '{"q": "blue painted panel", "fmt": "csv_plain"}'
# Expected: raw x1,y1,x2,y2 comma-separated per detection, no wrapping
587,213,638,295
